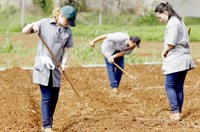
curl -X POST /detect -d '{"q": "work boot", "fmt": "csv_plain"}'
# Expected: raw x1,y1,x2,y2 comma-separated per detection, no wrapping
171,112,181,121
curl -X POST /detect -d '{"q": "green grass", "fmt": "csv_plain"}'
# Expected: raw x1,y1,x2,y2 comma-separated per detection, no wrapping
0,6,200,42
72,25,166,41
76,12,138,26
73,24,200,42
0,24,200,68
70,43,145,66
1,7,200,67
0,41,13,53
185,17,200,25
0,6,45,32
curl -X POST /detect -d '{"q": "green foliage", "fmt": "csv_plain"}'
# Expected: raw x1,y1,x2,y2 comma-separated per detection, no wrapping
0,5,45,32
125,53,144,64
62,0,85,11
0,10,199,42
70,44,104,65
75,0,86,11
0,6,21,32
33,0,53,14
77,12,137,26
188,25,200,42
0,41,13,53
185,17,200,25
73,25,165,42
0,39,33,55
72,24,200,43
0,5,18,20
7,23,22,32
136,12,160,26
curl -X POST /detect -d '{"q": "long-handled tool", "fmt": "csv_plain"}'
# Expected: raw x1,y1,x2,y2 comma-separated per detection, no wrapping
93,46,134,80
38,33,90,113
188,27,191,36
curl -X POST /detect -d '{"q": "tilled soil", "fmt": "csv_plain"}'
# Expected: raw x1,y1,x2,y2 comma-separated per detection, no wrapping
0,63,200,132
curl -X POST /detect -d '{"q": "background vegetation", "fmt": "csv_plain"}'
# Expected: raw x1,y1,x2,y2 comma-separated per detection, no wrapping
1,5,200,41
0,4,200,68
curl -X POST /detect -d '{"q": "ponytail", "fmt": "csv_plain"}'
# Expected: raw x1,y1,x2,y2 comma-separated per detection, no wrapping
155,2,181,21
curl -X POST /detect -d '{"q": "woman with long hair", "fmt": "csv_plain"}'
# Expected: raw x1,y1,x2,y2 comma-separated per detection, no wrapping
155,2,195,121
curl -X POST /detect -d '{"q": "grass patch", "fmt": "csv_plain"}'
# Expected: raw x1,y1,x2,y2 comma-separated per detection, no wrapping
0,41,13,53
72,24,200,42
185,17,200,25
73,25,165,42
0,9,200,67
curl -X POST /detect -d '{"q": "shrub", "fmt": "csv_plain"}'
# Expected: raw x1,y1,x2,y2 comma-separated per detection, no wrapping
0,42,13,53
32,0,53,14
0,5,18,21
136,12,160,26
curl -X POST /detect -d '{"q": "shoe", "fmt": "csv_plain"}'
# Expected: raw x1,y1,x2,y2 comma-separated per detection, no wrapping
111,87,119,94
171,112,181,121
43,128,52,132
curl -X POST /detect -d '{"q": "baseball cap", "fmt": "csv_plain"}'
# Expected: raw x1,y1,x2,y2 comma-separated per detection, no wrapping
131,36,141,48
61,5,77,27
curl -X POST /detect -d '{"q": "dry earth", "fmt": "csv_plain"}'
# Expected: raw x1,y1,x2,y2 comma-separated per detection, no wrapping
0,63,200,132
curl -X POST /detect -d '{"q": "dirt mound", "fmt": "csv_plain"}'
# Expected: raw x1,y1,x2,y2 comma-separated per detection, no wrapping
0,64,200,131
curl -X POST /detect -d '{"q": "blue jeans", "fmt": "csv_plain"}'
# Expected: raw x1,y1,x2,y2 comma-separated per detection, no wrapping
165,70,187,113
40,71,60,128
105,53,124,89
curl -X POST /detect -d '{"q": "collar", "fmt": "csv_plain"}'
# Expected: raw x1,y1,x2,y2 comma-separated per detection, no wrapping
49,18,56,24
49,18,69,31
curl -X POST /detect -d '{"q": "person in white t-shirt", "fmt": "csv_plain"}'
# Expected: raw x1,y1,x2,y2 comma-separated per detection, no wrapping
155,2,195,121
89,32,140,94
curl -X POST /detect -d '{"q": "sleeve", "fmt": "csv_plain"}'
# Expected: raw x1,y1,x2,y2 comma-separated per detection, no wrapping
165,22,179,46
35,19,47,33
37,19,44,27
64,34,74,48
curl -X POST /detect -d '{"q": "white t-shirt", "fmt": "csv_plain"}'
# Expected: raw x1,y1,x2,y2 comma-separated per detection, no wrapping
162,16,195,74
101,32,132,58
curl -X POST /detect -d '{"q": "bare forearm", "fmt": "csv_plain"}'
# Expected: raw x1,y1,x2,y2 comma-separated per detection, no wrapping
61,48,69,65
90,34,108,46
108,51,125,63
94,34,107,42
22,21,39,34
22,23,34,34
112,51,125,59
162,44,175,59
164,44,175,52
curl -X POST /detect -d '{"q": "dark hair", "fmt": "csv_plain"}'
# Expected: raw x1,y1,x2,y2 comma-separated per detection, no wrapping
154,2,181,21
130,36,141,48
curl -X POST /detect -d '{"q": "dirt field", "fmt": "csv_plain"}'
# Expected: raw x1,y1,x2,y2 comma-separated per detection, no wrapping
1,62,200,132
1,34,200,131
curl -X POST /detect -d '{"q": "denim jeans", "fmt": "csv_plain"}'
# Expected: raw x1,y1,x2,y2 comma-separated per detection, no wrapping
105,52,124,89
165,70,188,113
40,71,60,128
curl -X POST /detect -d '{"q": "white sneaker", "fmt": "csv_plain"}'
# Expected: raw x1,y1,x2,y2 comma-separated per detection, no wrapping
171,113,181,121
111,87,119,94
44,128,52,132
